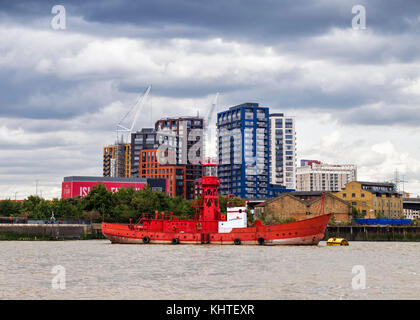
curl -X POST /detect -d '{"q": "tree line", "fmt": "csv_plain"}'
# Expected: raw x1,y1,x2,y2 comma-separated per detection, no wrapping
0,184,246,223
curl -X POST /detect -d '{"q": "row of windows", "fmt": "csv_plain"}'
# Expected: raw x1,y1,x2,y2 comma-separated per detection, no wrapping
141,168,178,175
351,201,401,207
343,193,365,198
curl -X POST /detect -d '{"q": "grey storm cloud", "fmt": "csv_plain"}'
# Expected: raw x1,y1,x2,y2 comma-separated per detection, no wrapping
1,0,420,41
0,0,419,121
340,104,420,126
1,0,420,198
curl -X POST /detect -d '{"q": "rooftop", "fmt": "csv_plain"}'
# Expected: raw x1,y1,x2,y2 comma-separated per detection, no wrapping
63,176,148,183
289,191,326,196
157,116,203,121
135,128,155,133
403,197,420,203
229,102,259,110
357,181,396,187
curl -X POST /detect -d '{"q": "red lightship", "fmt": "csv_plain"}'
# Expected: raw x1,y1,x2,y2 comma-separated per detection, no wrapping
102,160,331,245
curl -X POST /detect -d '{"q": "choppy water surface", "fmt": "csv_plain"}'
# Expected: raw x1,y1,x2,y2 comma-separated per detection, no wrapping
0,240,419,299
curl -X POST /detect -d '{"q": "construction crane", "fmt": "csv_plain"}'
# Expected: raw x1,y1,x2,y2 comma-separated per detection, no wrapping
112,84,151,178
203,92,219,160
205,92,219,130
116,84,152,144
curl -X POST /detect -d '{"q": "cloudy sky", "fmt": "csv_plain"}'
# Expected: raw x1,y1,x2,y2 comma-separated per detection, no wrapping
1,0,420,199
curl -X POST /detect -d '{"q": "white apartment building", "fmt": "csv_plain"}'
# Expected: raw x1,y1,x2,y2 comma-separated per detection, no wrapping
296,162,357,192
269,114,297,190
403,198,420,220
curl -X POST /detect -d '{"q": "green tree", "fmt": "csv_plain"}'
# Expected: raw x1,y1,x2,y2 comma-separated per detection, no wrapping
328,214,336,226
81,183,114,220
131,187,168,215
246,207,254,226
219,195,246,213
351,207,364,219
375,210,386,219
51,197,83,219
167,195,194,218
110,187,138,221
0,200,23,217
23,195,43,216
33,200,53,219
130,187,194,220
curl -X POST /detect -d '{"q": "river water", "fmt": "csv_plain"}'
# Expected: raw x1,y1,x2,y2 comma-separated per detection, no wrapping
0,240,419,299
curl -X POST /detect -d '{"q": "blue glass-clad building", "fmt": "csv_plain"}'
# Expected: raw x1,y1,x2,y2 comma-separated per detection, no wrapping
217,102,292,200
217,102,295,199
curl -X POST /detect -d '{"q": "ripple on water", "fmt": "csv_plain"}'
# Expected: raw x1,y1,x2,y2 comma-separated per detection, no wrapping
0,240,419,299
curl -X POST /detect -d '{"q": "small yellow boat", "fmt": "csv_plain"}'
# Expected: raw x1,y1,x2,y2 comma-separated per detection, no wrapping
327,237,349,246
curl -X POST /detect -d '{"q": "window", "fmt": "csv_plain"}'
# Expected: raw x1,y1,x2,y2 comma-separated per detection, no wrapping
352,193,355,198
343,193,346,198
361,193,365,198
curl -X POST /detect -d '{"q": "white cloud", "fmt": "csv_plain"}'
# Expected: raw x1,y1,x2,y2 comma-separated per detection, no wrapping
2,17,420,199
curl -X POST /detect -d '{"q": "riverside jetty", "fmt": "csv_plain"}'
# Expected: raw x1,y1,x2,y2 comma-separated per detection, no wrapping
324,225,420,241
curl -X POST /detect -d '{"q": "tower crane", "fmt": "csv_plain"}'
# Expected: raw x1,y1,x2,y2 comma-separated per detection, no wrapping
116,84,152,143
111,84,151,177
203,92,219,160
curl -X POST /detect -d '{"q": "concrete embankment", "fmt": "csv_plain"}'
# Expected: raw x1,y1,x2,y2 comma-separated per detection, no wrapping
0,223,104,240
324,225,420,241
2,223,420,241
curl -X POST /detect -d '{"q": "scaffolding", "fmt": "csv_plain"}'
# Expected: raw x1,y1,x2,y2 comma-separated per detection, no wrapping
114,142,126,178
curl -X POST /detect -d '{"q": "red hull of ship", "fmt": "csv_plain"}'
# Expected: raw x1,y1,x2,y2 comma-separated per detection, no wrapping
102,213,331,246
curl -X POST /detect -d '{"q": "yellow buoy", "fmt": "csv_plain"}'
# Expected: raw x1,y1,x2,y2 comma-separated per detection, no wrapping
327,237,349,246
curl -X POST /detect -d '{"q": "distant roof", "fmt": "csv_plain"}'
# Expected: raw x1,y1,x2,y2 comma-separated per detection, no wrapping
63,176,148,183
356,181,395,187
229,102,260,110
403,198,420,202
157,116,203,121
135,128,155,133
255,191,351,207
289,191,325,196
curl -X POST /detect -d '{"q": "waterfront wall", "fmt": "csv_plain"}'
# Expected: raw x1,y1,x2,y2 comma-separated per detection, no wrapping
325,225,420,241
0,223,104,240
2,223,420,241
